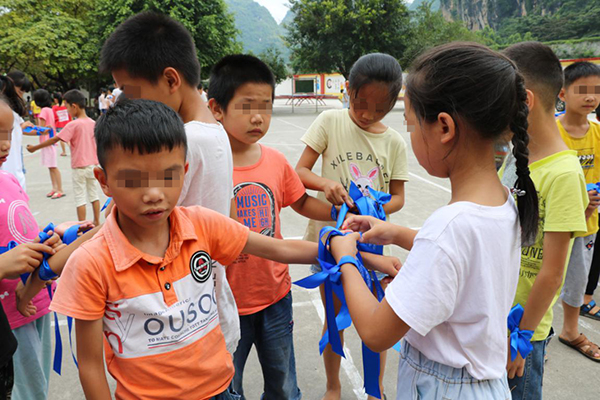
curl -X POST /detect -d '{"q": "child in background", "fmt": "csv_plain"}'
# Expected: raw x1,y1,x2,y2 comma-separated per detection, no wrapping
295,52,409,400
27,90,100,226
30,99,40,121
25,89,64,199
49,99,321,400
99,12,241,355
52,92,71,157
556,61,600,362
98,88,107,115
0,76,28,190
0,98,60,400
331,42,539,399
501,42,588,398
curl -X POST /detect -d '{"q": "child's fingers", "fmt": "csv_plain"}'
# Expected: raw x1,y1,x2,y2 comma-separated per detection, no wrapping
25,243,56,256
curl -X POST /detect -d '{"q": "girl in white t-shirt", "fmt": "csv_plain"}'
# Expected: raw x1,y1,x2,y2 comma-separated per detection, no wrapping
330,43,539,399
296,53,409,399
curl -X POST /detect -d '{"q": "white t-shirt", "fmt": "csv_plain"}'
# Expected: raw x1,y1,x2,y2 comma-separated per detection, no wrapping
0,112,26,191
112,88,122,103
177,120,239,354
98,94,106,111
386,193,520,380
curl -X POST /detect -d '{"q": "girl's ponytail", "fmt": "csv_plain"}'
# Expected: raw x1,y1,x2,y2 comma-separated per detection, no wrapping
510,73,539,246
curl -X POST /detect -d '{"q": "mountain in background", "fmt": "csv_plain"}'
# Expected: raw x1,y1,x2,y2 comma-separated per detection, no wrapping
409,0,440,11
440,0,599,41
225,0,290,60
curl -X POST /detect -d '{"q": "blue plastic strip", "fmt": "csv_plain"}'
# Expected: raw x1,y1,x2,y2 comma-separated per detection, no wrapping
507,304,534,361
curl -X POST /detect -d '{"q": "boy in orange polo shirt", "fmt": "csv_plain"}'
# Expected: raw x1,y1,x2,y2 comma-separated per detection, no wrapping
49,99,319,400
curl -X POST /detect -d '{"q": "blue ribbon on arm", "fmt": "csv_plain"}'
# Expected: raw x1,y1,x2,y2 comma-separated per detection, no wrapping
294,225,383,399
507,304,534,362
23,126,54,138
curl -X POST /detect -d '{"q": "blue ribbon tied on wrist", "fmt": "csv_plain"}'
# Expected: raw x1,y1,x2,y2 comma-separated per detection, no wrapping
294,181,392,399
507,304,534,361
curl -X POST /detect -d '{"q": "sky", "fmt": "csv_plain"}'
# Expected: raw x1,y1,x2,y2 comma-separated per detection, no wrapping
256,0,414,24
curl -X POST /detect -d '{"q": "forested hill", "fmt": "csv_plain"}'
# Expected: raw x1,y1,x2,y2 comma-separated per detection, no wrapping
440,0,599,41
224,0,290,59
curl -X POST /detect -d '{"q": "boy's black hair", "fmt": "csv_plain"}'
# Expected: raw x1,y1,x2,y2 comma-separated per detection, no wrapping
348,53,403,111
564,61,600,88
101,88,107,94
503,42,563,112
99,12,200,87
6,71,31,92
407,42,538,245
63,89,86,109
33,89,52,108
0,75,26,116
208,54,275,111
52,92,63,105
95,99,187,169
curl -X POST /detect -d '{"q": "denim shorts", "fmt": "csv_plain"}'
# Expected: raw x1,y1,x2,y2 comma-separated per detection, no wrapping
211,387,241,400
396,341,510,400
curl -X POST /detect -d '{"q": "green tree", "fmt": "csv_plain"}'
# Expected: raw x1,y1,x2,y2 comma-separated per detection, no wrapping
93,0,242,79
286,0,412,77
258,48,289,84
0,0,97,90
402,1,477,68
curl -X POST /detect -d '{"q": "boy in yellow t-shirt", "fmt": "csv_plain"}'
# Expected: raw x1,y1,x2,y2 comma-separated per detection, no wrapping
501,43,588,398
556,61,600,363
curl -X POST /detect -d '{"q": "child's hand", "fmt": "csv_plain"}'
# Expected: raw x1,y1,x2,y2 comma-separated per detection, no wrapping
586,190,600,219
26,144,37,153
54,220,95,238
323,181,354,207
20,121,34,130
0,241,56,280
362,253,402,278
506,338,526,379
342,215,396,245
330,232,360,262
15,281,37,317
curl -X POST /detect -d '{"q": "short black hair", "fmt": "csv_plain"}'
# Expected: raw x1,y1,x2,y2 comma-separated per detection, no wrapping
208,54,275,111
33,89,52,108
504,42,563,112
6,71,31,92
52,92,63,104
101,88,107,94
564,61,600,88
95,99,187,169
99,12,200,87
63,89,86,108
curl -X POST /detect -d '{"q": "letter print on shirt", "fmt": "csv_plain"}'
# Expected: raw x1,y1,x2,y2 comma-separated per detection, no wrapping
233,182,276,237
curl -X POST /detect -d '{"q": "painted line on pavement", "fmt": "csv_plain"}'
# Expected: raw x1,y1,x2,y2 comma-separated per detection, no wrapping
274,117,309,131
408,172,451,193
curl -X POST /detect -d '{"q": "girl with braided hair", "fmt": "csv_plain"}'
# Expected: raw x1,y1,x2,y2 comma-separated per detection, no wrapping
329,42,539,399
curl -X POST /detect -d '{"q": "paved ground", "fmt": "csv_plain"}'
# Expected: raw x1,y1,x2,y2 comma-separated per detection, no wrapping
16,99,599,399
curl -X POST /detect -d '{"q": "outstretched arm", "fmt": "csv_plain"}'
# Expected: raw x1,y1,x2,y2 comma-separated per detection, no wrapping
342,215,418,251
242,231,317,265
330,233,410,352
16,226,101,317
290,193,334,222
27,136,61,152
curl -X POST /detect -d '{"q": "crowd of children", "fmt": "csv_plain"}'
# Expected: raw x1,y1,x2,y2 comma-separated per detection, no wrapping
1,10,600,400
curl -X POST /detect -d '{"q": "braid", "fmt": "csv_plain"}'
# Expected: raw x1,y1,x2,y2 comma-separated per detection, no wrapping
510,72,539,246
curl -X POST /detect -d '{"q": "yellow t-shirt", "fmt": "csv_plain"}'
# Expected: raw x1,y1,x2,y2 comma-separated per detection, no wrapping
31,101,41,115
500,150,588,341
301,109,409,242
558,119,600,236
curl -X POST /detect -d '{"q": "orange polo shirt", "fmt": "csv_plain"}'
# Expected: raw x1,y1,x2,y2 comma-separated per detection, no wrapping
51,206,249,400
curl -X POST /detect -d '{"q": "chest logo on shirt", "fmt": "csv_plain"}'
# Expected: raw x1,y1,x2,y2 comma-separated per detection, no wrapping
190,251,212,283
233,182,276,237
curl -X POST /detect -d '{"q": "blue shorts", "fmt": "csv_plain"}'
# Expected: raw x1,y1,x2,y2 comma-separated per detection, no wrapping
396,341,510,399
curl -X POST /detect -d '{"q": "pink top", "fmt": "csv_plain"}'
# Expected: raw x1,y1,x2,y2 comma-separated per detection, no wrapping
0,171,54,329
57,117,98,168
37,107,56,144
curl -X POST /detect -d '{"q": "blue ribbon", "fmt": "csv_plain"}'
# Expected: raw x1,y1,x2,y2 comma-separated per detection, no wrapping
23,126,54,138
587,182,600,192
507,304,534,362
100,197,112,212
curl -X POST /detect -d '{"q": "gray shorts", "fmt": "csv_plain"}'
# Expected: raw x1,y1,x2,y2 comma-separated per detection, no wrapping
561,233,597,308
